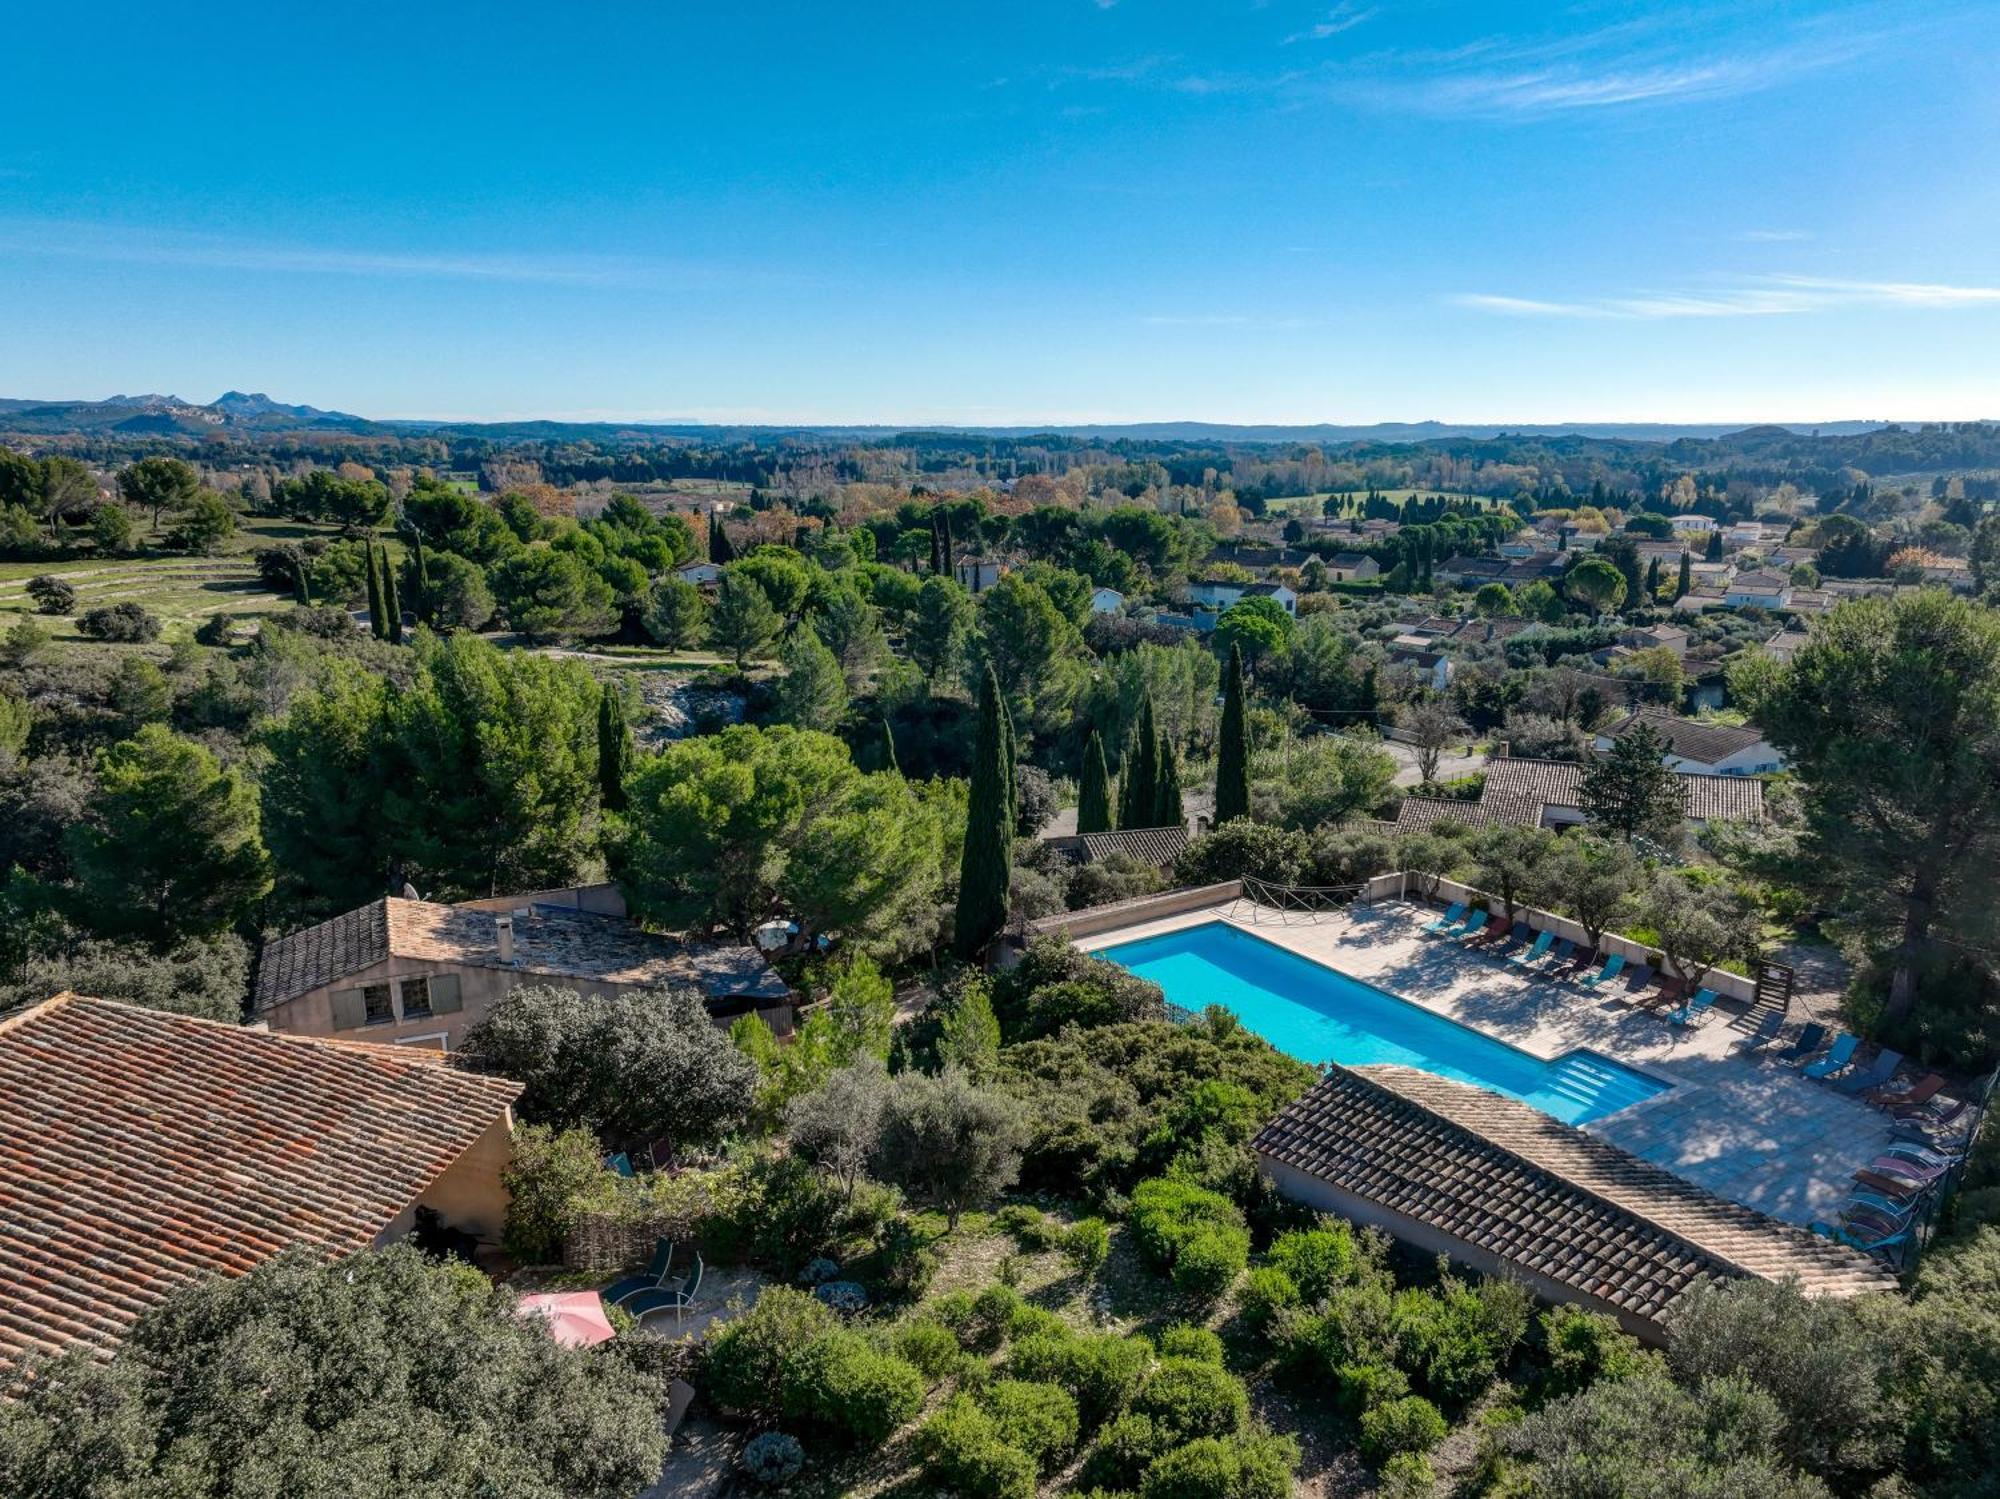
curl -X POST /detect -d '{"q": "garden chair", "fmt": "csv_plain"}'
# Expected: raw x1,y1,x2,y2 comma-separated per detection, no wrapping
1421,902,1467,936
1802,1032,1860,1079
1666,988,1718,1028
1577,952,1625,990
1774,1022,1827,1064
602,1238,675,1307
1454,910,1490,942
1868,1072,1943,1110
1732,1010,1785,1052
1508,930,1554,969
627,1254,705,1327
1833,1048,1904,1095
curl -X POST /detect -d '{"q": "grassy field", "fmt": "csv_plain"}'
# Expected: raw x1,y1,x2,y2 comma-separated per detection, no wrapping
1264,489,1492,516
0,517,352,642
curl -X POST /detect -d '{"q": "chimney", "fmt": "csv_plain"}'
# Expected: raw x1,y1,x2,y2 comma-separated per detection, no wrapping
494,914,515,963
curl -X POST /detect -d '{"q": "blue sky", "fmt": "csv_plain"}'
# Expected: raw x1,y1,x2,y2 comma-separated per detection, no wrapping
3,1,1997,424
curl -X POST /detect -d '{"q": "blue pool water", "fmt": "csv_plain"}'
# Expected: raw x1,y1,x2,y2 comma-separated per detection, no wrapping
1090,922,1668,1125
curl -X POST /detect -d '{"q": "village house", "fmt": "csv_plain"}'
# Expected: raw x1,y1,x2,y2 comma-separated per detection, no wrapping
954,558,1007,592
1242,580,1298,615
255,888,792,1051
1616,623,1690,657
0,995,522,1376
674,560,722,586
1724,570,1793,609
1593,708,1786,777
1395,753,1766,834
1325,551,1379,582
1089,586,1126,614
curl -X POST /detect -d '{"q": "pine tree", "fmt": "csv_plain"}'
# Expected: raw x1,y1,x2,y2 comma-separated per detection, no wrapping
953,665,1013,958
1154,743,1184,829
1676,550,1692,601
1118,698,1159,829
709,513,736,564
1076,729,1114,835
1215,642,1251,825
384,559,404,644
364,541,388,640
597,686,631,812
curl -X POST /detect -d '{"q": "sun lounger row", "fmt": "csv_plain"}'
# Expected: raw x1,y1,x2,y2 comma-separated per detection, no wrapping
601,1237,706,1324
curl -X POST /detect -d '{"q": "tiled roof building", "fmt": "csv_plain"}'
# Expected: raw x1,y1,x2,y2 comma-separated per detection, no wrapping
1253,1065,1895,1341
0,995,522,1375
1045,825,1191,870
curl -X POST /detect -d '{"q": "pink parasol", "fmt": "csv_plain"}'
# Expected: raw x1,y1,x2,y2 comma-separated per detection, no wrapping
516,1290,617,1348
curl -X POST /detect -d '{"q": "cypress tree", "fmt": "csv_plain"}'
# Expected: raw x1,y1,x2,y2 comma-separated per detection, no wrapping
1215,641,1251,825
1118,698,1159,829
954,665,1013,958
364,541,388,640
1645,556,1662,602
384,558,404,644
1077,729,1114,835
1705,529,1723,562
1155,743,1184,829
999,691,1017,831
709,513,735,564
410,534,431,624
929,512,945,575
880,714,900,774
291,552,311,606
597,687,631,812
1675,550,1692,600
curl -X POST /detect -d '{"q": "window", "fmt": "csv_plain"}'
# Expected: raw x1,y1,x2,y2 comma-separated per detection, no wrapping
362,983,394,1025
400,976,432,1019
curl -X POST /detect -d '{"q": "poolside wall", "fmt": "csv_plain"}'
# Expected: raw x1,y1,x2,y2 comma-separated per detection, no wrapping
1022,881,1245,943
1409,873,1756,1004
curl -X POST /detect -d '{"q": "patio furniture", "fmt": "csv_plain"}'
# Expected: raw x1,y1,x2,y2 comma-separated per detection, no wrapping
1865,1154,1950,1188
1480,920,1533,955
1833,1048,1905,1095
1577,953,1626,990
1733,1011,1785,1052
626,1254,705,1326
1454,911,1490,942
1509,930,1554,969
1774,1022,1828,1064
602,1238,675,1307
1802,1032,1860,1079
1666,988,1719,1028
1894,1093,1969,1129
1620,963,1656,999
517,1291,618,1349
605,1151,635,1179
1421,902,1467,935
1531,937,1578,978
1868,1072,1944,1110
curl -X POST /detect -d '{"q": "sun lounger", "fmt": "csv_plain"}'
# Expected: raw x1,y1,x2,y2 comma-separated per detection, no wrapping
1422,901,1467,935
1667,988,1719,1027
1479,920,1532,955
1621,962,1656,997
1454,911,1490,941
1833,1048,1904,1095
1774,1022,1828,1064
1865,1153,1949,1187
602,1238,675,1307
1733,1011,1785,1051
1577,952,1625,989
625,1253,705,1326
1509,930,1555,969
1531,938,1578,978
1802,1032,1859,1079
1868,1072,1944,1110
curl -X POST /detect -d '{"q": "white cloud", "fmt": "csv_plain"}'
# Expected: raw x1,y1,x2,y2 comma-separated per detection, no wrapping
1452,276,2000,320
1286,4,1379,45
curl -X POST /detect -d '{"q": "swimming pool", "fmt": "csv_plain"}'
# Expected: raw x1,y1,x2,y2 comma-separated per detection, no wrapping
1089,921,1668,1125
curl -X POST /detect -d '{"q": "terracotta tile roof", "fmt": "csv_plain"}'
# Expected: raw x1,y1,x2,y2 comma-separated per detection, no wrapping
0,995,522,1374
1601,709,1767,765
1253,1066,1895,1331
1483,756,1765,823
1046,826,1191,869
255,897,790,1012
1393,796,1531,830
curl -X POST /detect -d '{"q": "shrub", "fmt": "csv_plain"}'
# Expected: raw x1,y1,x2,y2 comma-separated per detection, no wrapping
916,1394,1038,1499
982,1379,1081,1467
1130,1177,1250,1303
1238,1267,1300,1334
804,1330,926,1444
499,1123,610,1264
739,1431,806,1486
703,1287,841,1422
1336,1361,1411,1415
1154,1325,1225,1366
1539,1305,1652,1395
1010,1330,1153,1429
1081,1411,1166,1490
25,575,75,614
1131,1358,1249,1446
1139,1433,1300,1499
851,1214,938,1303
1378,1451,1436,1498
1360,1395,1448,1462
1267,1226,1358,1303
77,601,161,642
990,938,1164,1041
968,1283,1026,1351
1390,1278,1530,1405
894,1318,963,1380
1063,1216,1112,1272
995,1203,1062,1250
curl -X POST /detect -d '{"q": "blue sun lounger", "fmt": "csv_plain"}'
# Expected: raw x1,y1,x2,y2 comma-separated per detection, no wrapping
1834,1048,1904,1095
1455,910,1490,941
1803,1032,1860,1080
1667,988,1718,1027
602,1237,675,1307
1577,952,1625,989
1509,930,1554,969
1421,901,1467,935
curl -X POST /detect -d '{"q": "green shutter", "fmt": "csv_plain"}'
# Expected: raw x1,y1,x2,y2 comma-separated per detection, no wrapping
429,973,463,1014
329,989,365,1031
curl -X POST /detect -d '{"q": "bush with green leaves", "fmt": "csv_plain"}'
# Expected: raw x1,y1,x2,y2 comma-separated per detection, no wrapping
1389,1276,1532,1405
806,1329,927,1444
1064,1215,1112,1272
893,1317,963,1381
76,601,161,642
990,937,1165,1040
1139,1431,1299,1499
1336,1361,1412,1416
981,1379,1080,1468
1378,1451,1437,1499
500,1123,611,1264
1009,1329,1154,1430
1360,1395,1448,1462
1154,1324,1225,1366
916,1394,1039,1499
703,1286,842,1422
1539,1304,1653,1395
1129,1177,1250,1302
1130,1358,1250,1447
1238,1265,1302,1334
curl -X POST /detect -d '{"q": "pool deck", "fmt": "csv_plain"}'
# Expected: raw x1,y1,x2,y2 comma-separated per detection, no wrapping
1080,897,1898,1228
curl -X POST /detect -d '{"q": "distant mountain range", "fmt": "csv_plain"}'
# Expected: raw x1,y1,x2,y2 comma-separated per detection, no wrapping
0,393,1930,445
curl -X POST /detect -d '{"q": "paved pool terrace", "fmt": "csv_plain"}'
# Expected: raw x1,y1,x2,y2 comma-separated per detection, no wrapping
1077,898,1898,1228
